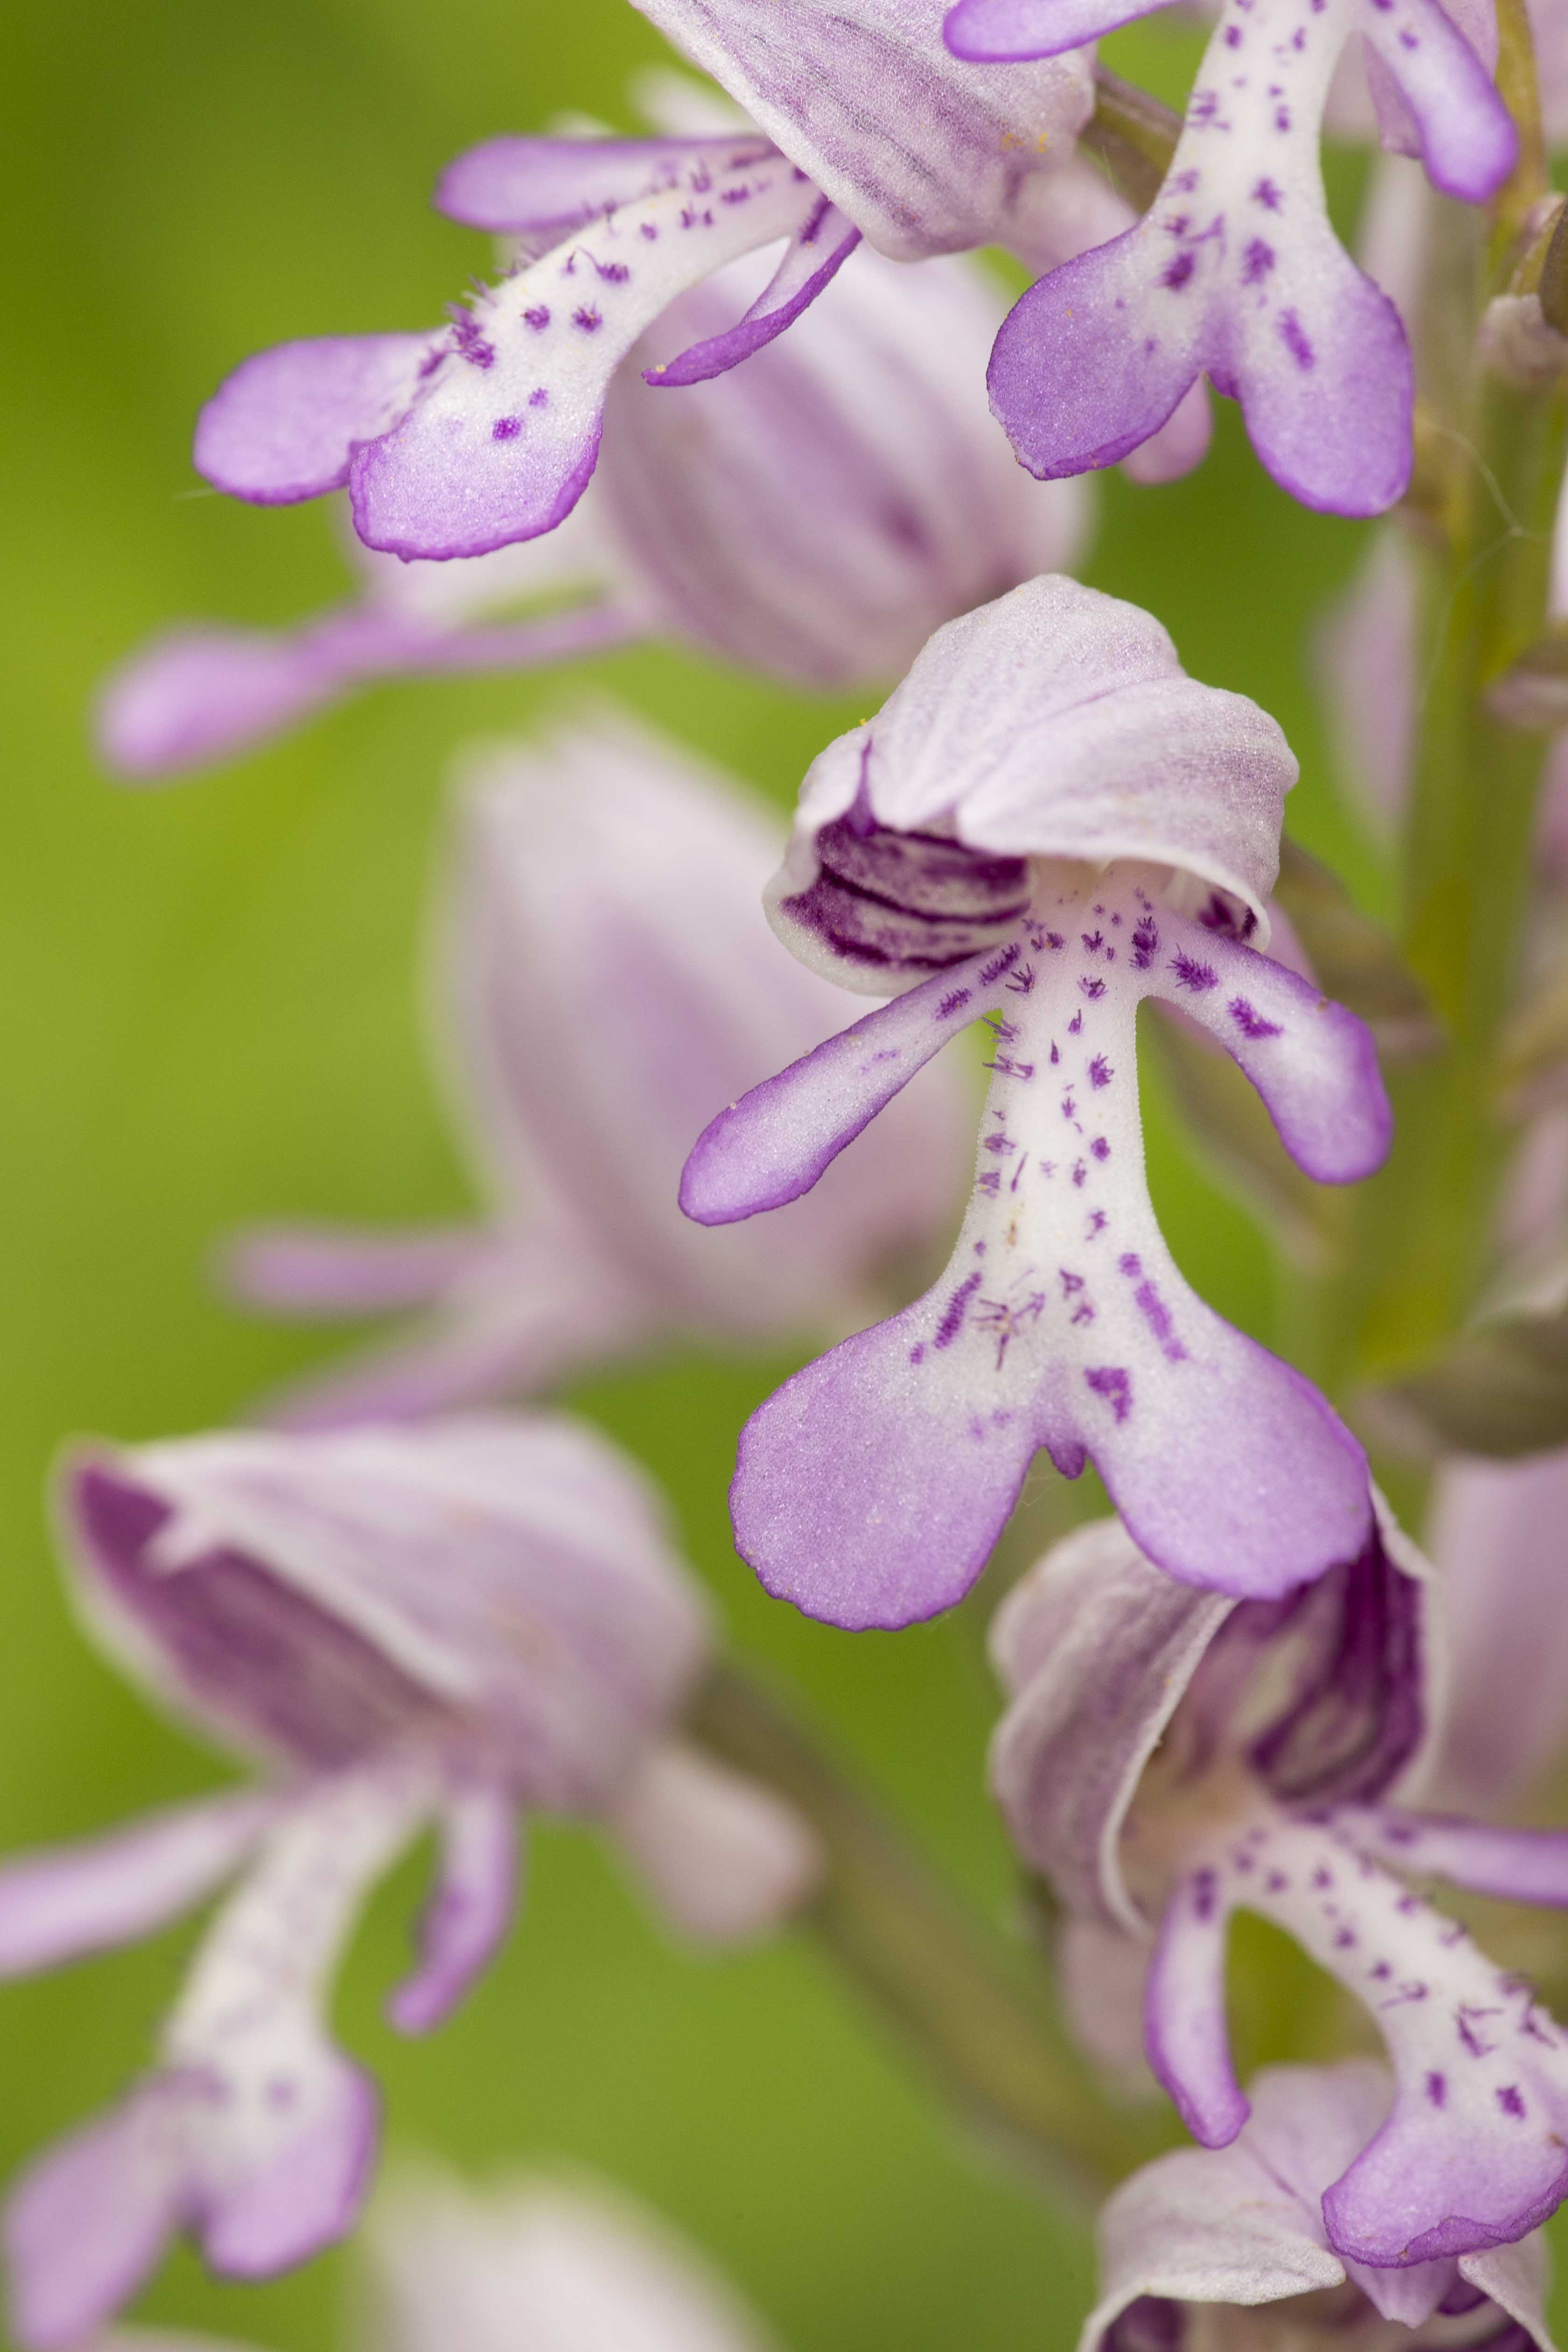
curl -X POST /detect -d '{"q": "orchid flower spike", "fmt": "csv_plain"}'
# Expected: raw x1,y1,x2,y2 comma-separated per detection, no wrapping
944,0,1518,514
993,1504,1568,2266
0,1418,817,2349
89,2162,781,2352
1085,2061,1557,2352
680,577,1389,1630
102,241,1088,782
193,15,1091,565
225,711,970,1429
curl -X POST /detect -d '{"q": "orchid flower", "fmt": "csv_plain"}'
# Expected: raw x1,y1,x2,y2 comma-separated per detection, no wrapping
992,1503,1568,2266
225,711,971,1429
194,12,1091,564
101,237,1089,781
0,1417,818,2348
89,2163,779,2352
943,0,1518,514
1085,2061,1556,2352
680,577,1389,1630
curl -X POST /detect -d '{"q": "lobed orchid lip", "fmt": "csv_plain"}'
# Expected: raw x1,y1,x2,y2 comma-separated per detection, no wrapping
1080,2059,1559,2352
954,0,1512,513
713,872,1384,1628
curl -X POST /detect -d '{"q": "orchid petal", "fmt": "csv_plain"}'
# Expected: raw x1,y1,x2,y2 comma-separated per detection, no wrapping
731,875,1372,1627
95,627,350,779
1079,2105,1345,2352
386,1785,520,2034
1153,924,1391,1183
989,1519,1234,1927
435,133,772,232
0,1792,275,1978
66,1419,710,1809
194,336,433,504
223,1225,492,1314
5,2096,189,2352
945,0,1168,58
772,581,1295,995
680,940,1012,1224
648,200,861,386
1361,0,1517,200
1150,1810,1568,2261
988,0,1416,517
3,1770,425,2340
349,159,835,560
627,0,1094,262
607,1739,822,1943
1144,1862,1251,2144
1338,1810,1568,1907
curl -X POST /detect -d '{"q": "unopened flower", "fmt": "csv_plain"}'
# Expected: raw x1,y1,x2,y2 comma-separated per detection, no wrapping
102,237,1088,779
227,711,970,1428
944,0,1518,514
992,1504,1568,2266
360,2165,778,2352
1085,2061,1555,2352
195,16,1090,563
0,1417,817,2348
681,577,1388,1630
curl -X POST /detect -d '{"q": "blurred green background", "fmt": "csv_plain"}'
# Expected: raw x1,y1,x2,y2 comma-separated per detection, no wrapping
0,2,1452,2347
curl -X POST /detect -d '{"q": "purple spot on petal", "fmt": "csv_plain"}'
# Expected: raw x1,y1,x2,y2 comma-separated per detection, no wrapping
1279,308,1314,368
1193,1867,1218,1921
1427,2072,1447,2107
1229,995,1283,1039
1089,1055,1113,1088
1253,177,1283,207
1242,238,1275,283
1085,1365,1132,1422
934,1272,983,1351
1133,1280,1188,1362
573,304,603,332
528,386,549,407
491,416,521,441
524,305,551,329
1498,2085,1526,2118
1163,250,1197,292
1170,950,1218,992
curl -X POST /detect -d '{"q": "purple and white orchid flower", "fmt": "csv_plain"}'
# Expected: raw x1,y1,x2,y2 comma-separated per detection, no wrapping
100,233,1089,779
944,0,1518,514
226,711,971,1428
680,577,1389,1630
1085,2060,1555,2352
992,1503,1568,2266
0,1417,817,2349
194,12,1091,564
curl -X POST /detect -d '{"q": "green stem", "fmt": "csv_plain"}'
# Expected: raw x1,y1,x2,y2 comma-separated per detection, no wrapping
689,1661,1170,2196
1328,384,1563,1386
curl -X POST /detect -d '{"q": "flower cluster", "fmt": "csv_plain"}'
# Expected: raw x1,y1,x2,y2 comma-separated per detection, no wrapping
20,0,1568,2348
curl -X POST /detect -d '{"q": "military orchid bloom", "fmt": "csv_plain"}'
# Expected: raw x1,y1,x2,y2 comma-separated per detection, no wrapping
680,577,1389,1629
0,1418,817,2348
